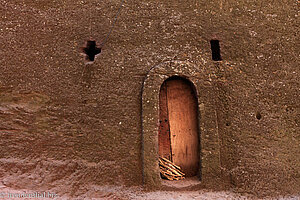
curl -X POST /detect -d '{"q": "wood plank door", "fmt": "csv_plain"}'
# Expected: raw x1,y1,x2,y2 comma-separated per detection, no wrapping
158,81,172,160
159,77,199,177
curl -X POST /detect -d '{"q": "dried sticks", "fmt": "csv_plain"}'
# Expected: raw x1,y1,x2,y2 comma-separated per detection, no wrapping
159,157,185,180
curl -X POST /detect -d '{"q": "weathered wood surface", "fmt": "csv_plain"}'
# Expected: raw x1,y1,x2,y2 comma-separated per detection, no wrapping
158,81,172,160
166,79,199,177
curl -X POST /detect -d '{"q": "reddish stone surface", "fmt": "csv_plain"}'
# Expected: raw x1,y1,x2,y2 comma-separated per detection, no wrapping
0,0,299,198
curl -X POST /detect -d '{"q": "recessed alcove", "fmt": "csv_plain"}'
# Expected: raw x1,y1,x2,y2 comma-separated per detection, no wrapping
141,61,223,189
158,76,199,178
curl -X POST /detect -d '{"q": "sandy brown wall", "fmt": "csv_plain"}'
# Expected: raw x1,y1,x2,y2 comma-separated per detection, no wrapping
0,0,299,196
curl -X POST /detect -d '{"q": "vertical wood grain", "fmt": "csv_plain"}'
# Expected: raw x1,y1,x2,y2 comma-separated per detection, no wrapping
158,81,172,160
167,79,199,177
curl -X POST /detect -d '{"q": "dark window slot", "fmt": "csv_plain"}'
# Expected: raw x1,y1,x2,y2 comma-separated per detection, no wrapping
210,40,222,61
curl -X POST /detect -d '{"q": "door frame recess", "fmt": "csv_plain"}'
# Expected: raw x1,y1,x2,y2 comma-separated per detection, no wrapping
159,76,200,177
141,61,222,188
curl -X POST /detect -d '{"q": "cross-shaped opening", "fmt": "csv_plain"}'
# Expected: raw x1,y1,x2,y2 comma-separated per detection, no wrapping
83,40,101,61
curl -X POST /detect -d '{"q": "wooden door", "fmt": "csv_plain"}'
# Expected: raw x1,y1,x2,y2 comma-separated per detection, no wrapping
158,77,199,177
158,81,172,160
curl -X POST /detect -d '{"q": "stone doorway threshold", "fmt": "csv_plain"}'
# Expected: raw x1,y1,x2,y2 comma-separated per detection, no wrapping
161,176,202,190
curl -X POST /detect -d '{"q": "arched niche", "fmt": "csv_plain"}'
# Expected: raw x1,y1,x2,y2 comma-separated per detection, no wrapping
141,61,222,187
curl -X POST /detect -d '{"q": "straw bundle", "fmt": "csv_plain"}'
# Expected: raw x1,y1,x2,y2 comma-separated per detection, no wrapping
159,157,185,180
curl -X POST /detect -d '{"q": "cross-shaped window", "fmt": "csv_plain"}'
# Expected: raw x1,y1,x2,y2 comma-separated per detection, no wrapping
83,41,101,61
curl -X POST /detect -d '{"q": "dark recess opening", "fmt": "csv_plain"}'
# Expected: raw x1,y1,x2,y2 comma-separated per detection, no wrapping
82,40,101,61
210,40,222,61
256,112,262,120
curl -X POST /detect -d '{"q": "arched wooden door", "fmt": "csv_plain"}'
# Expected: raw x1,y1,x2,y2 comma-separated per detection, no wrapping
158,77,199,177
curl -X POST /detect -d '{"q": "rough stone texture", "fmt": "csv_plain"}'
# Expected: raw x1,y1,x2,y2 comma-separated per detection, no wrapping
0,0,299,197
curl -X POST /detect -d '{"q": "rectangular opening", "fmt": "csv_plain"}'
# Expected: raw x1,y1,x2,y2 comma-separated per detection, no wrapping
210,40,222,61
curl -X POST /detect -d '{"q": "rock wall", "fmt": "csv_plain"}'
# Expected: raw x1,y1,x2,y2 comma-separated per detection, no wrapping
0,0,299,197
